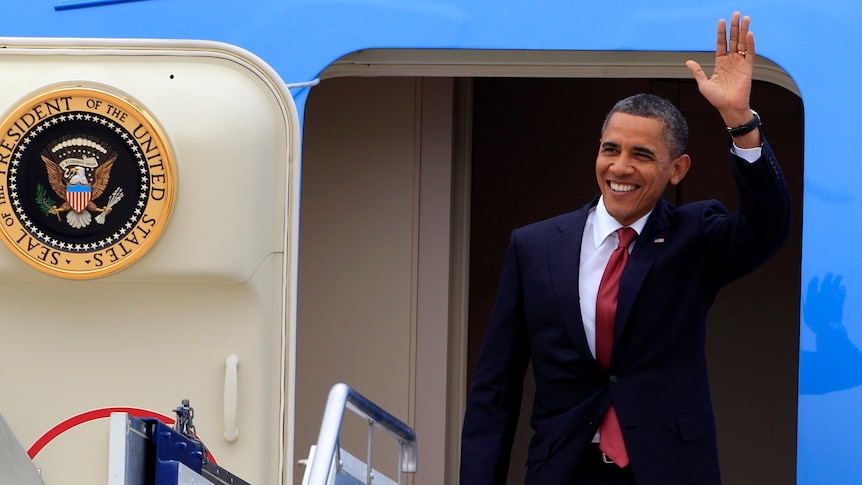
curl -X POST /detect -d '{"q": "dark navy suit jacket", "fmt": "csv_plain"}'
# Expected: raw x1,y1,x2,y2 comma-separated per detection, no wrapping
461,139,791,485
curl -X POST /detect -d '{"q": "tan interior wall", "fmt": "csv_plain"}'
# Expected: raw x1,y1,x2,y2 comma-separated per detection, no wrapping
295,76,455,485
296,76,417,483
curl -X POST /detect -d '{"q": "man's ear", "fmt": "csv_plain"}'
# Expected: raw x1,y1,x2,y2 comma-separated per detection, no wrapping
669,154,691,185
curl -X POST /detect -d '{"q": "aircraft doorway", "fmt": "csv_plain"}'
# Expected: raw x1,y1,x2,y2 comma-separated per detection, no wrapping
297,54,802,484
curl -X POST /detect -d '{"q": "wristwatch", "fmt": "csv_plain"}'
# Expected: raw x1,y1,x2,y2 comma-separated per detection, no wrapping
727,109,761,138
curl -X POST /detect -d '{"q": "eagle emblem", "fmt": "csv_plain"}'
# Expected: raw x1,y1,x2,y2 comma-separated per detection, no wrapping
39,136,124,229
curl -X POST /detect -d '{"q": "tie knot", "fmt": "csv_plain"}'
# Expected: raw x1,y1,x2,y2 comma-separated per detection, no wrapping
617,227,637,249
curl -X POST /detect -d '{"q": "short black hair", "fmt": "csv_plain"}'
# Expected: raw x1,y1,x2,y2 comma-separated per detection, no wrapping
601,94,689,158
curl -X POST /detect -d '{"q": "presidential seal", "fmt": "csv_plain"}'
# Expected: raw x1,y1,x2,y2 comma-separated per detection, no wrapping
0,85,176,279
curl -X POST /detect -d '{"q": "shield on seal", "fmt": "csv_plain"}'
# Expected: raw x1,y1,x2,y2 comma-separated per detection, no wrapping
66,184,91,213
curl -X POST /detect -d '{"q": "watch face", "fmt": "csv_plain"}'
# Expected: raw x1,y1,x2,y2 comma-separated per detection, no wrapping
0,85,176,279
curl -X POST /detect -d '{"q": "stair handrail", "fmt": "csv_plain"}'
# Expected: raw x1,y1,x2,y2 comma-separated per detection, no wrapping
305,383,418,485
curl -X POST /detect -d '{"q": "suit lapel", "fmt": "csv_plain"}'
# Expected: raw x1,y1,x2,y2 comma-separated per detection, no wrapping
614,198,673,347
548,200,598,363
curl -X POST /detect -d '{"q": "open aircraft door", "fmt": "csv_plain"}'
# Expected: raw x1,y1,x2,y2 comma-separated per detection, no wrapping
0,38,300,485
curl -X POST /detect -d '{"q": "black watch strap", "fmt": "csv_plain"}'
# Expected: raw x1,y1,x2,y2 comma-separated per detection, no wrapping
727,109,761,138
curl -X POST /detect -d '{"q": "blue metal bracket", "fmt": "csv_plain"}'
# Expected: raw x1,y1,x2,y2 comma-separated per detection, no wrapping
54,0,149,11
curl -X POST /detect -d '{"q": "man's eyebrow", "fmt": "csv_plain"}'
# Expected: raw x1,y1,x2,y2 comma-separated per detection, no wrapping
600,141,658,159
632,145,658,158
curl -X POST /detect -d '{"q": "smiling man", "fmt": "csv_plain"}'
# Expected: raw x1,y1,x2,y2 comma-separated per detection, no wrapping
460,12,792,485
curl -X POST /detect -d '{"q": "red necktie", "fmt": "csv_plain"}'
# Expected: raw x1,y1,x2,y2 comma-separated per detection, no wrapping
595,227,637,467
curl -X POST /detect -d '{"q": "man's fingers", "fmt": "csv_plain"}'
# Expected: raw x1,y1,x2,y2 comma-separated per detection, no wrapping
685,60,708,83
728,11,741,51
746,31,756,60
716,18,727,56
720,12,755,60
738,14,751,51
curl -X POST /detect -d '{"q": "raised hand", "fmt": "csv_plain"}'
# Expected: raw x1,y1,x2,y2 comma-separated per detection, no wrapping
686,12,758,138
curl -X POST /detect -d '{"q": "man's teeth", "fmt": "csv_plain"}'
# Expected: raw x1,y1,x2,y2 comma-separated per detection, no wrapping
610,182,636,192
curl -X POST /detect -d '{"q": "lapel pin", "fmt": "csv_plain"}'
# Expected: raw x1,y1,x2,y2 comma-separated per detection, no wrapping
653,237,665,244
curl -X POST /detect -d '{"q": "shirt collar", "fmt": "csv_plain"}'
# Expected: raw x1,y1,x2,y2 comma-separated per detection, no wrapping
591,196,652,249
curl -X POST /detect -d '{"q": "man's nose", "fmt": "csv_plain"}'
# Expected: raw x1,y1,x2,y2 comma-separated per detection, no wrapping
609,154,635,175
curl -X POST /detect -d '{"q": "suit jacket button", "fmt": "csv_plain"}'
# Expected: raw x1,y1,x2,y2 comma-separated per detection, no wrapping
609,375,618,384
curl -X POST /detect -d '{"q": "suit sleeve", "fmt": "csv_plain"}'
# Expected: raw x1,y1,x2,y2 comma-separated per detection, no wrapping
460,230,532,485
703,136,792,285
